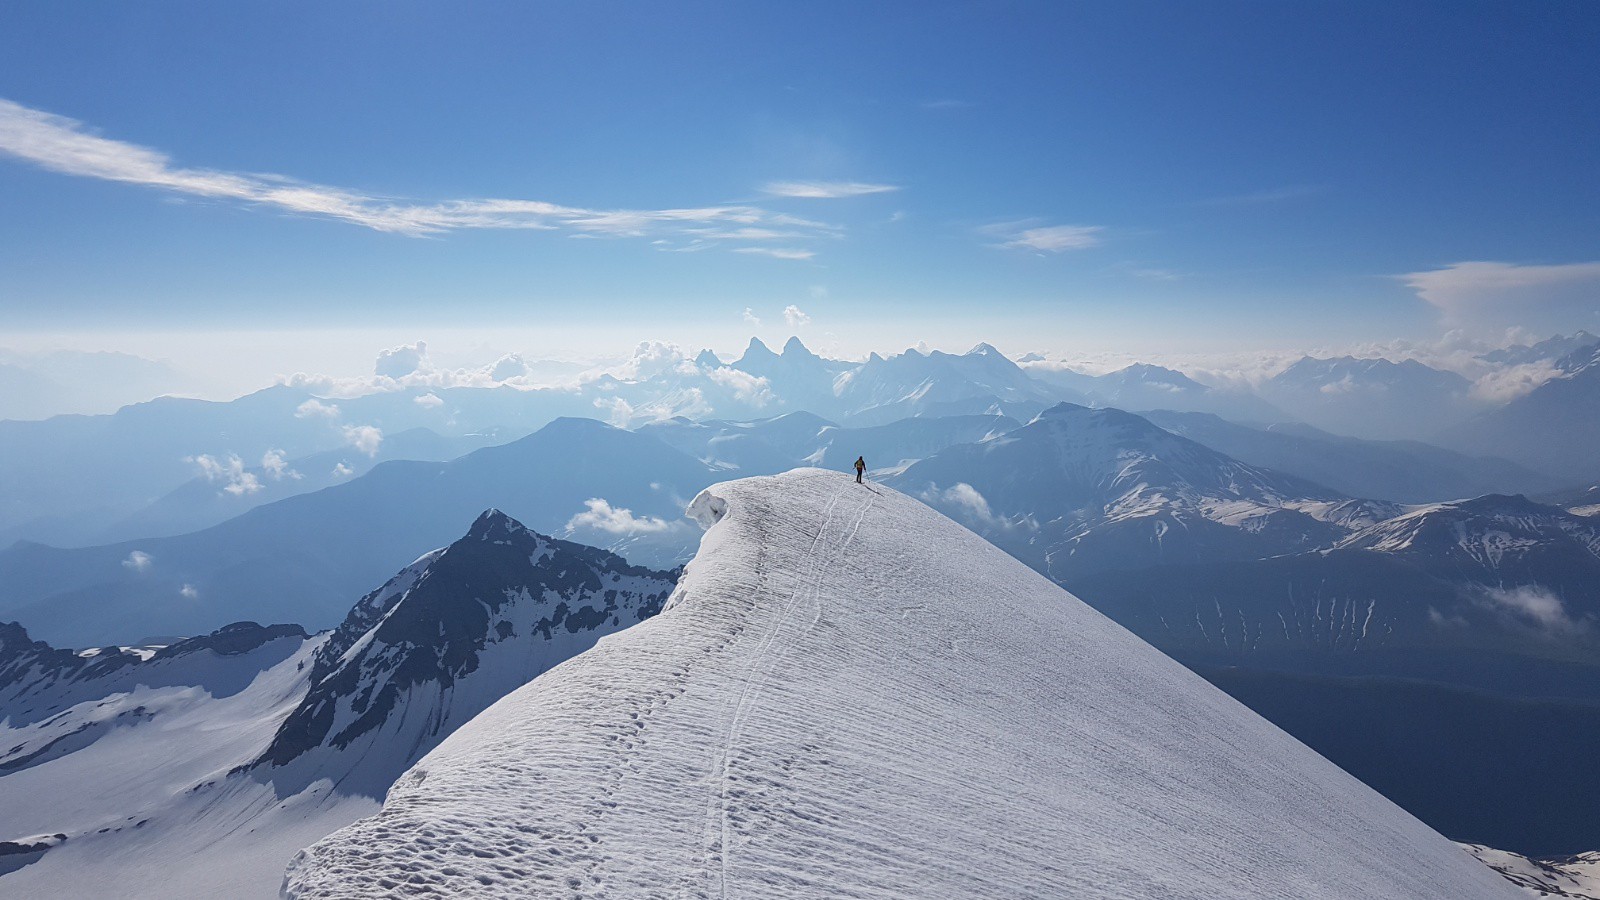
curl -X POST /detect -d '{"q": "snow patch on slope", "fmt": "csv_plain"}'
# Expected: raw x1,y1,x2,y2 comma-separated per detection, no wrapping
1465,843,1600,898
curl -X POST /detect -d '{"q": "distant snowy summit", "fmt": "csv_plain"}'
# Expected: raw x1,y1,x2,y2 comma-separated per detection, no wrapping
285,469,1517,899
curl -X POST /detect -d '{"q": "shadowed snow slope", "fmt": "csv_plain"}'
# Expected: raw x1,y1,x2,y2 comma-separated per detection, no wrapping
284,469,1515,899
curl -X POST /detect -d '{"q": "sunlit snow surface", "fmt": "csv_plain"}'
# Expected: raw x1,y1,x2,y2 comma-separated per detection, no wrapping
286,469,1516,899
1465,844,1600,898
0,634,380,896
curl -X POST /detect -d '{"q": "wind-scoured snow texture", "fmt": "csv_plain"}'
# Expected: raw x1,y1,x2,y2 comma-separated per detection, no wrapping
285,469,1515,899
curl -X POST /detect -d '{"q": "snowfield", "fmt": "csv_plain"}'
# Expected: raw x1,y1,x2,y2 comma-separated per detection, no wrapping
1465,843,1600,898
0,631,380,897
0,512,676,899
285,468,1516,899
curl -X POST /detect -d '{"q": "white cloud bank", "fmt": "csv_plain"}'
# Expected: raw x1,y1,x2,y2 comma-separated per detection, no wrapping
565,498,674,535
0,98,839,251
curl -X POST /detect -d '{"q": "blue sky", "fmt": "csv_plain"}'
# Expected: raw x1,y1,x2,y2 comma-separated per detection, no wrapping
1,1,1597,374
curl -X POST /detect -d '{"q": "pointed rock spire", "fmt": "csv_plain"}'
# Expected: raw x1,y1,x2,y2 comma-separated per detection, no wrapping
781,336,817,359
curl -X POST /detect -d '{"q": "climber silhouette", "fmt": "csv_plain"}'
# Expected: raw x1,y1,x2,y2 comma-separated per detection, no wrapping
854,456,866,484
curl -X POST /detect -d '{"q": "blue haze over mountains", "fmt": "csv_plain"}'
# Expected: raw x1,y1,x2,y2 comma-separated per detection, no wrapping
6,333,1600,867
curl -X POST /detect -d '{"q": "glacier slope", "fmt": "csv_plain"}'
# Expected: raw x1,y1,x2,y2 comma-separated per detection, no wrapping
287,468,1514,899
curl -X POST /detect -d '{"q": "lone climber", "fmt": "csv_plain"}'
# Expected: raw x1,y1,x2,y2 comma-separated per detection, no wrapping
854,456,866,484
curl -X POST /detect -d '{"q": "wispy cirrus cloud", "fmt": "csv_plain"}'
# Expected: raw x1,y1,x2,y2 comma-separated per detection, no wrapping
0,98,838,252
760,180,900,199
734,247,815,260
983,220,1104,254
1398,260,1600,315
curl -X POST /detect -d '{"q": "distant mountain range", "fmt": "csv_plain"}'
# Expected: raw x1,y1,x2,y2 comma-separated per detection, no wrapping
637,410,1020,475
1142,410,1557,503
9,332,1600,551
95,426,498,545
892,403,1390,580
0,419,712,645
1477,330,1599,367
1443,343,1600,480
0,349,196,421
8,394,1596,672
887,403,1600,690
1258,355,1478,441
1025,360,1288,423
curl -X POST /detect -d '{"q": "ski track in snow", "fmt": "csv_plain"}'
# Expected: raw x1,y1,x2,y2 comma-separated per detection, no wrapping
284,469,1519,900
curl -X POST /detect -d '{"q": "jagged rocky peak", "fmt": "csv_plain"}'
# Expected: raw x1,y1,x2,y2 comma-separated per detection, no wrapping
693,348,722,368
0,620,49,660
738,336,777,361
966,341,1001,356
781,335,818,358
466,506,533,543
0,620,111,692
255,508,678,784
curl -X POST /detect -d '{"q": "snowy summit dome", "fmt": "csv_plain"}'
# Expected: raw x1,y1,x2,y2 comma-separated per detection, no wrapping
285,469,1517,899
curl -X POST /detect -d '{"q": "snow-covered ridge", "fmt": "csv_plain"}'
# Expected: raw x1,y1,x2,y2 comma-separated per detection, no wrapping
285,469,1516,898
